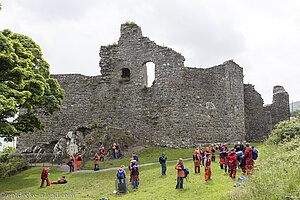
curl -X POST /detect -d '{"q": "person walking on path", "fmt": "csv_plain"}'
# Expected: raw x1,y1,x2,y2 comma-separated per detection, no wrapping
175,158,185,189
76,153,83,170
40,168,50,188
193,150,201,173
159,152,167,175
94,153,100,170
204,153,212,182
243,143,254,175
228,148,237,179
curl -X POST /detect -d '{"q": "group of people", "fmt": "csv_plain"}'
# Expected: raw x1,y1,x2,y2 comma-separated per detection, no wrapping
40,168,67,188
63,143,119,172
173,142,257,189
67,153,83,172
116,153,140,190
50,142,257,192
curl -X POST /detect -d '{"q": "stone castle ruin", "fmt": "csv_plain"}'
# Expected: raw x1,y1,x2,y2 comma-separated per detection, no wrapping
16,23,290,160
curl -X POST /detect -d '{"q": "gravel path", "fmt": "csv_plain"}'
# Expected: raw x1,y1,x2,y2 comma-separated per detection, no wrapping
56,157,193,173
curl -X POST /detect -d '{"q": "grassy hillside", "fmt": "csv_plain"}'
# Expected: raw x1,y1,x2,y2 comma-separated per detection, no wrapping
0,145,260,200
228,119,300,199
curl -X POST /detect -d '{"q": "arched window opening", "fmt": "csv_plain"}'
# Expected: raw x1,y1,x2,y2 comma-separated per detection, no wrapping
121,68,130,80
142,62,155,87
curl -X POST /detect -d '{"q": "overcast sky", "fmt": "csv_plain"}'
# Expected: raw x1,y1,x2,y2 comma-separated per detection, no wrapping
0,0,299,105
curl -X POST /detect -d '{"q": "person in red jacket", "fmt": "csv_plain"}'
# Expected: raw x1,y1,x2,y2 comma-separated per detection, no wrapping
228,148,237,179
76,153,83,170
243,143,254,175
69,155,75,172
40,168,50,188
204,153,212,181
193,150,201,173
100,147,105,161
175,158,185,189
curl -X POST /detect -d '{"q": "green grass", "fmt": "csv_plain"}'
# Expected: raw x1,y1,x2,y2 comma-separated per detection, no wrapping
82,147,196,170
0,145,262,200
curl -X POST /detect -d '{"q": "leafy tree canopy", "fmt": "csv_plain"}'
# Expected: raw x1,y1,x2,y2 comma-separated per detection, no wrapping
0,29,64,141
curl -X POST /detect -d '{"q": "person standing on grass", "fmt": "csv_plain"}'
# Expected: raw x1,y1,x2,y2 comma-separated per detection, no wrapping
69,155,75,172
131,162,139,189
193,150,201,173
159,152,167,175
117,165,127,183
175,158,185,189
228,148,237,179
204,153,212,181
40,168,50,188
243,143,254,175
211,144,216,162
94,153,100,170
76,153,83,170
100,147,105,161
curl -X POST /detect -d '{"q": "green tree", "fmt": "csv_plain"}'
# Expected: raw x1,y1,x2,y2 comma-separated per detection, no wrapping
0,29,64,141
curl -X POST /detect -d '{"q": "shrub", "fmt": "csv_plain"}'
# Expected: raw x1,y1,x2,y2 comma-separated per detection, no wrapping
267,119,300,144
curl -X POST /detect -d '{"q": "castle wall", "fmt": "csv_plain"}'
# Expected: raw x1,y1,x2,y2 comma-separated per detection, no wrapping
244,84,272,142
270,86,290,127
16,23,289,154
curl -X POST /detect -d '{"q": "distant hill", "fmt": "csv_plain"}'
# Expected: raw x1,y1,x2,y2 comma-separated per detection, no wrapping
290,101,300,112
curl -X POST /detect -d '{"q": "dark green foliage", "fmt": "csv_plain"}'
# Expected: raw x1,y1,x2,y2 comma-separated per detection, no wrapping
0,30,64,140
267,119,300,144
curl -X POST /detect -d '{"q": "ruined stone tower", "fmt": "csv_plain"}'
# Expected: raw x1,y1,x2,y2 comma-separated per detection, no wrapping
16,23,290,158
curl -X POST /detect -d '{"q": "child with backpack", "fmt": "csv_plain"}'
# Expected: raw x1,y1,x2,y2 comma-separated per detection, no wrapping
130,162,139,189
193,150,201,173
76,153,83,170
40,168,50,188
94,153,100,170
117,165,127,183
100,147,105,161
159,152,167,175
174,158,185,189
204,153,212,181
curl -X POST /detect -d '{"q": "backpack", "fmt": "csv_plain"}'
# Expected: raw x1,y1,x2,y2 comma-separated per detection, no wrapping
134,155,138,161
202,155,206,166
184,168,189,178
253,149,258,160
116,145,119,150
193,154,199,161
131,167,139,176
117,169,125,179
76,156,82,161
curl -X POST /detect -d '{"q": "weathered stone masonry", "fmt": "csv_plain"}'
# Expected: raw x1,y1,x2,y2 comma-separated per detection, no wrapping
17,23,290,155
